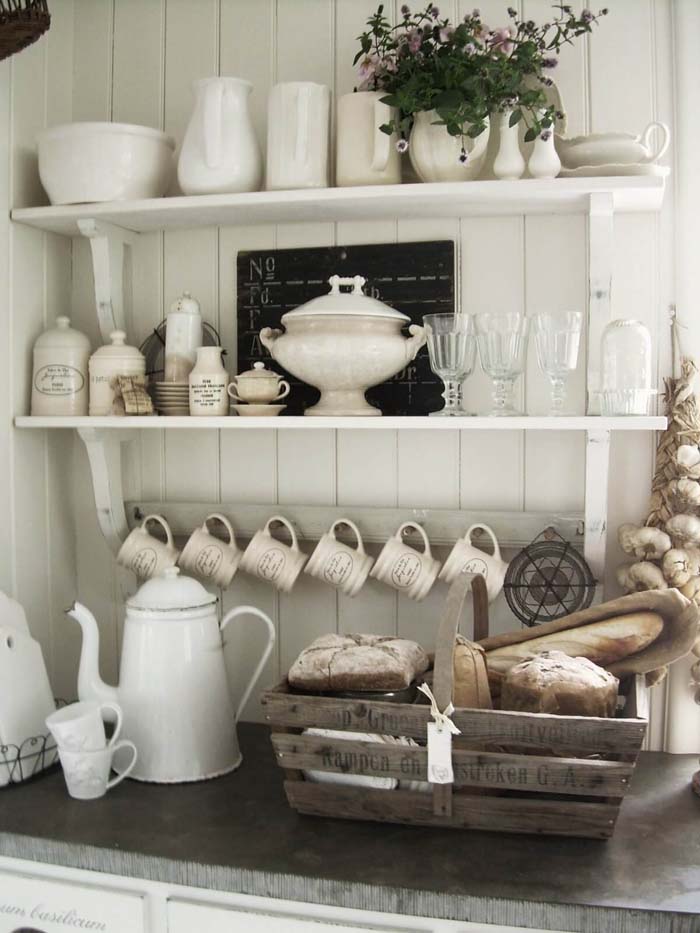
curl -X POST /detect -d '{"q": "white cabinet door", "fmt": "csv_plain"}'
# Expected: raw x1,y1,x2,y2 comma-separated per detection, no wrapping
0,870,146,933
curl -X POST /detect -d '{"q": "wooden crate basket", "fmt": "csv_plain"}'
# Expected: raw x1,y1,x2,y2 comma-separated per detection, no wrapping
261,574,648,839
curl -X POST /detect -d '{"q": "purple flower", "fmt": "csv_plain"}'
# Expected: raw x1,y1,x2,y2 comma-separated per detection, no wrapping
357,54,379,83
458,147,469,164
401,3,410,15
464,42,477,56
489,25,516,56
430,5,440,18
581,8,593,22
540,130,552,141
396,138,409,153
407,28,423,52
472,7,480,16
507,6,517,16
439,25,454,42
542,56,558,69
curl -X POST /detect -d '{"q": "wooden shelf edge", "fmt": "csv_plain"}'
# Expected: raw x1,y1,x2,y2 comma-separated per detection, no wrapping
14,415,668,431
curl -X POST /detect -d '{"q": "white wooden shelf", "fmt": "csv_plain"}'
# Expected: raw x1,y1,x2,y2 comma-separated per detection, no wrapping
10,176,666,236
14,415,667,431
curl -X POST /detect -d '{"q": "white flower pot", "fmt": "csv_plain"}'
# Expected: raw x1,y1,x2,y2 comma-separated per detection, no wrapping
408,111,489,182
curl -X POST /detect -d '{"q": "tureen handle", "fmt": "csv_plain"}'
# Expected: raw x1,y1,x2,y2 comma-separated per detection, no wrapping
405,324,427,362
260,327,282,356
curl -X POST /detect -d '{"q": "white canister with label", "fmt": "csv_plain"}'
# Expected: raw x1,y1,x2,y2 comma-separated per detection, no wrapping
189,346,229,416
31,316,91,416
89,330,146,416
164,291,203,383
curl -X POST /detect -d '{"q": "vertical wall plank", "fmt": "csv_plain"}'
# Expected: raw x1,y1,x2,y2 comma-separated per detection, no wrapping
0,57,11,596
72,0,114,122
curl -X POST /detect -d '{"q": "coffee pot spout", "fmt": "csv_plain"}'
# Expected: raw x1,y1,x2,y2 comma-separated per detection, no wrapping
66,601,119,714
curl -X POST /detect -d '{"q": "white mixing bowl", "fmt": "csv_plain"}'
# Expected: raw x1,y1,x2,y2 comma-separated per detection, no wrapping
38,122,175,205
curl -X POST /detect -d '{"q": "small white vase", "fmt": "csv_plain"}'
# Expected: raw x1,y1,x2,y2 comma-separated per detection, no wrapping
409,111,490,183
189,347,229,417
528,115,562,179
493,110,525,180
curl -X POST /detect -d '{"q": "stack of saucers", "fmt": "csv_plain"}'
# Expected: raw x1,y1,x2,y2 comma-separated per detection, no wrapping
152,381,190,416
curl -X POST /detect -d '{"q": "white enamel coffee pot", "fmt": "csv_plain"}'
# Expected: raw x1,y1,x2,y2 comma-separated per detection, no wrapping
68,568,275,783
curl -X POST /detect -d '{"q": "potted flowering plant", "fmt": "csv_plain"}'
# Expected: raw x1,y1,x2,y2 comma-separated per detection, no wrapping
354,3,607,181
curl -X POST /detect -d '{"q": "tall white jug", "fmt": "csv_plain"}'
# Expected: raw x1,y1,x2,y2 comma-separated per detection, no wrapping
178,77,262,195
266,82,330,190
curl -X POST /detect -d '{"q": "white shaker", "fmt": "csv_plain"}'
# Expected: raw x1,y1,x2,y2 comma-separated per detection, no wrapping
31,316,91,416
89,330,146,416
164,291,203,383
266,82,330,190
189,346,229,416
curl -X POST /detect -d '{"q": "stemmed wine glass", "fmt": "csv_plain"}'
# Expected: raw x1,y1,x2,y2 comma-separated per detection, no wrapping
423,313,476,416
533,311,583,415
475,312,529,416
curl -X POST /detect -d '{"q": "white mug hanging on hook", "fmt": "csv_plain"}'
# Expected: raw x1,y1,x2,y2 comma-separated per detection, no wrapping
439,523,509,602
370,522,441,601
240,515,308,592
305,518,375,597
179,514,242,588
266,82,330,190
117,514,179,580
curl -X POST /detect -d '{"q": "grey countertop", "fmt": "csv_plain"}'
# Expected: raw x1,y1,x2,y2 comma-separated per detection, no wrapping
0,723,698,933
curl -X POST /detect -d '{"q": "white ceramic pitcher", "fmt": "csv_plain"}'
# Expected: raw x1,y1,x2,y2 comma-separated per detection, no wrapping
178,77,262,195
266,82,330,190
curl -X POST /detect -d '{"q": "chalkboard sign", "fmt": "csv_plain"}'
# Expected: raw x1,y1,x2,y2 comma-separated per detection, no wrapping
236,241,455,416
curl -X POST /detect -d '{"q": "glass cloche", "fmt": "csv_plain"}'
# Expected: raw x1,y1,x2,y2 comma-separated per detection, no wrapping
600,319,654,415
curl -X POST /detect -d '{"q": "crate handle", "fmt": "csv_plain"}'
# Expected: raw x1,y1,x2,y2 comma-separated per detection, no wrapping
430,571,489,818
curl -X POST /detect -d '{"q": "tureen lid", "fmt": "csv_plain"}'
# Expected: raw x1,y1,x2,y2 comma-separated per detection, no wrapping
282,275,409,322
127,566,217,612
237,361,282,380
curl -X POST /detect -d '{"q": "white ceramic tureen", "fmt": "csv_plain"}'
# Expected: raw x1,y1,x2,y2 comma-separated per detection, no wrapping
260,275,426,417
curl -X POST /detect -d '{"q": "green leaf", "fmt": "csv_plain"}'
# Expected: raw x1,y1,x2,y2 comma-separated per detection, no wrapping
434,89,463,110
524,127,538,143
467,122,485,138
380,94,400,107
509,109,522,127
379,123,393,135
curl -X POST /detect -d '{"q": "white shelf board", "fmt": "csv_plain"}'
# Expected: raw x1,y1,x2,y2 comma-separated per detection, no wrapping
10,176,666,236
14,415,667,431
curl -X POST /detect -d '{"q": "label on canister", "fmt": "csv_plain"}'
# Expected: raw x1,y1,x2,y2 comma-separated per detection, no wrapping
34,364,84,396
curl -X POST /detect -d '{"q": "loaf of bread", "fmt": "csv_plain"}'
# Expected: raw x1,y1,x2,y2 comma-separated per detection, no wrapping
453,636,492,709
501,650,619,717
288,633,430,692
486,612,664,680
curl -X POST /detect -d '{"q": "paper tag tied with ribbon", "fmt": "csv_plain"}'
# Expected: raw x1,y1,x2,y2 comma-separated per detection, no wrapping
418,682,461,785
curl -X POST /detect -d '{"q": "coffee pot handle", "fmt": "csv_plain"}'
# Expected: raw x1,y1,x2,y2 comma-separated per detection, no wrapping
371,98,391,172
221,606,276,723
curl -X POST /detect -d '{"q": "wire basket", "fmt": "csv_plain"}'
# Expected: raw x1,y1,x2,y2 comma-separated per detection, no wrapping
0,0,50,62
0,698,66,786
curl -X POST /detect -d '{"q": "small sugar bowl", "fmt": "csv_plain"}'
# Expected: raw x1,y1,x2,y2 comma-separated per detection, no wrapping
228,362,290,405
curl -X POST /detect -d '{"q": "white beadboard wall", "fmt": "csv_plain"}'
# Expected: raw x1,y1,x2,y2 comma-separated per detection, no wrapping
2,0,686,746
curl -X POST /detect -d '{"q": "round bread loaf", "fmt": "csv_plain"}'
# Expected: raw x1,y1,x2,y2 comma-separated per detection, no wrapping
500,650,619,717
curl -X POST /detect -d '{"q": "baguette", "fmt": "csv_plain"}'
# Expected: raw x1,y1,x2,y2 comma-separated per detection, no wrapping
486,612,664,677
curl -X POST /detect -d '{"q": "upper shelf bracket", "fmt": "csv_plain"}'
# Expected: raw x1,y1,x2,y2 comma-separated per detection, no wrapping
77,218,139,343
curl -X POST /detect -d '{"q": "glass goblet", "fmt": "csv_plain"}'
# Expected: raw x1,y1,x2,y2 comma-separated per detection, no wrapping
475,312,530,416
534,311,583,416
423,313,476,416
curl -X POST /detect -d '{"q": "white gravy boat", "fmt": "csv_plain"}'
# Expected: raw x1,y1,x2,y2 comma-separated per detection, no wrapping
555,122,670,169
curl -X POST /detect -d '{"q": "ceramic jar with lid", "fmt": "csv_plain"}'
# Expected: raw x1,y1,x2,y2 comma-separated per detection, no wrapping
260,274,426,417
228,362,290,405
164,291,203,383
189,346,229,416
89,330,146,416
31,316,91,416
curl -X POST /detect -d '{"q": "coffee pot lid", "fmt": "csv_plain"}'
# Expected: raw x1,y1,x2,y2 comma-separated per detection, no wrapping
90,330,145,361
237,361,282,380
34,316,91,351
282,275,409,322
127,567,217,612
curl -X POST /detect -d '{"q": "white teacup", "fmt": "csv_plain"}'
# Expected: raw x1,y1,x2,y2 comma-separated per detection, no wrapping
117,514,179,580
46,700,123,752
305,518,374,597
58,740,137,800
439,523,509,602
370,522,441,601
178,513,242,588
240,515,307,593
